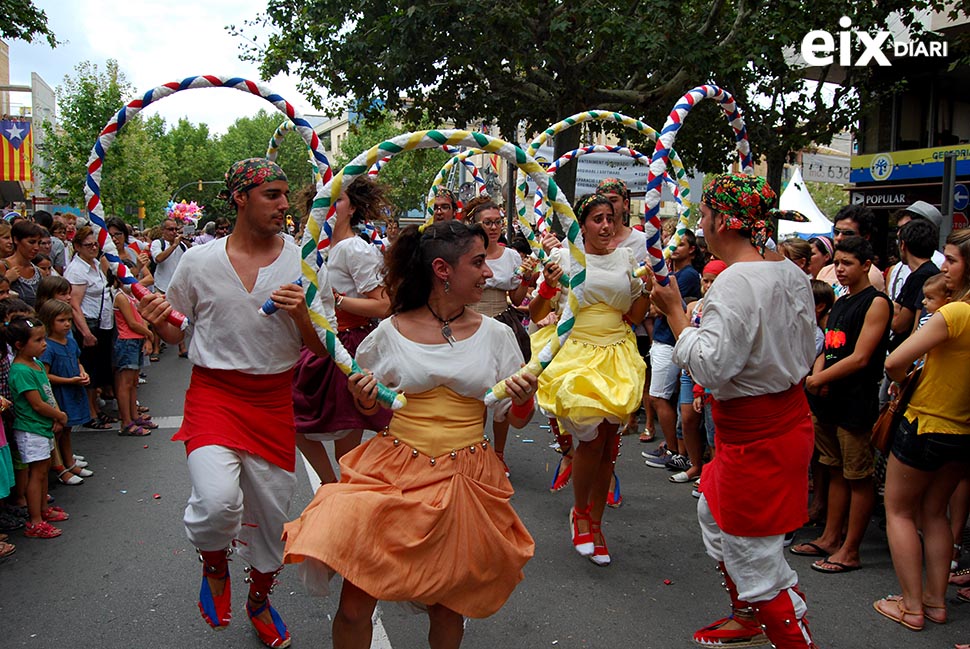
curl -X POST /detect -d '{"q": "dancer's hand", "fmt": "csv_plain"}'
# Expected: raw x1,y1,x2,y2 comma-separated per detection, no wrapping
648,274,682,317
504,370,538,407
348,370,379,411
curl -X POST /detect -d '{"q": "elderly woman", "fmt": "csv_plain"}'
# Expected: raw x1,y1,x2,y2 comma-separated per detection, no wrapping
64,225,115,429
284,220,537,649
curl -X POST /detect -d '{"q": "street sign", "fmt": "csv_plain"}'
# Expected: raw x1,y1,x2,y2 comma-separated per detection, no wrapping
954,184,969,211
955,211,968,229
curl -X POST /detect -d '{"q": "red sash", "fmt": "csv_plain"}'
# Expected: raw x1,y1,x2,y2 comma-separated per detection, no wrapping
703,384,813,536
174,366,297,471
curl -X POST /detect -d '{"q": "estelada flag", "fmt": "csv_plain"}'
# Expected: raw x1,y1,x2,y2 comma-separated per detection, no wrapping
0,120,33,182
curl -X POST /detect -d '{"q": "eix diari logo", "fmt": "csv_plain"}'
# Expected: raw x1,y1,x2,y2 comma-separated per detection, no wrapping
801,16,948,67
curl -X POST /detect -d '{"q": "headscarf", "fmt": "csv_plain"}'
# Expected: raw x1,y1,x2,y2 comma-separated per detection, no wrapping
702,259,728,276
810,235,834,260
701,173,777,256
433,187,458,207
596,177,629,200
219,158,287,206
574,193,611,222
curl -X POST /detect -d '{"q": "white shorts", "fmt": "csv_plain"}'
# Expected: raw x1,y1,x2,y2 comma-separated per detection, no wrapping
649,342,681,399
302,429,356,443
14,430,54,464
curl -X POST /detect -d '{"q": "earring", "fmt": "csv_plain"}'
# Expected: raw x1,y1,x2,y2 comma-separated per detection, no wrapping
444,280,451,293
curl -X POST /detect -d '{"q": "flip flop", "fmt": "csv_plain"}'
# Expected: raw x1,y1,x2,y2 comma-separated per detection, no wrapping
789,541,831,557
82,419,112,430
812,558,862,574
0,540,16,559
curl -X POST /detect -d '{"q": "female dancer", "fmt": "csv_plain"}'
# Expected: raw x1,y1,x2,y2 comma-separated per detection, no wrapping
284,219,537,649
531,194,649,566
465,196,536,475
292,176,392,485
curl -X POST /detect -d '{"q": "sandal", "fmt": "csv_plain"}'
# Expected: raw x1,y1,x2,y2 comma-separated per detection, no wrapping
149,353,160,362
0,540,16,559
923,601,947,625
42,507,69,522
119,423,151,437
137,405,150,414
98,412,119,425
873,595,924,631
82,418,112,430
57,468,84,485
950,567,970,586
639,428,655,443
24,521,62,539
135,417,158,429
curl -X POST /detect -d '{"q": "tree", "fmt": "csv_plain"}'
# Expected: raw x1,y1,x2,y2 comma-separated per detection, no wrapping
218,109,315,189
40,60,171,222
3,0,57,46
334,111,450,216
237,0,970,195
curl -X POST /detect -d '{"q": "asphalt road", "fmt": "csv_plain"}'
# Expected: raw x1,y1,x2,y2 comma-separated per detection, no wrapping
1,349,968,648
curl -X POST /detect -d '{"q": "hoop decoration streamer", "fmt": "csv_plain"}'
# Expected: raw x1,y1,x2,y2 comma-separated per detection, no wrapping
302,130,584,408
531,144,690,265
425,146,488,219
514,110,692,270
644,85,752,285
265,119,324,185
83,75,332,331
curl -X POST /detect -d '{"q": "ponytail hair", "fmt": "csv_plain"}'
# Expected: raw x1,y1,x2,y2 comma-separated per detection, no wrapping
384,220,487,313
2,315,43,356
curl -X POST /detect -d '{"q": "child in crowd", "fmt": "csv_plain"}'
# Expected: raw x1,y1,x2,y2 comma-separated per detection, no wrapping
33,254,54,278
687,260,727,494
34,276,71,314
7,316,69,538
918,272,951,329
795,236,892,572
0,298,35,526
38,300,93,484
0,277,10,300
113,279,155,436
811,279,836,357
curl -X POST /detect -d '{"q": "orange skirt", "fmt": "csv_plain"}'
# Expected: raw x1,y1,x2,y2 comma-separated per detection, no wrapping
283,433,535,618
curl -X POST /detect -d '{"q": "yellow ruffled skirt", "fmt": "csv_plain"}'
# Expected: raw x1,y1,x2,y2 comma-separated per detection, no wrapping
535,304,645,441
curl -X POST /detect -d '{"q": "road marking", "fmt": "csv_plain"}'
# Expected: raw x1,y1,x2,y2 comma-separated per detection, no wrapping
299,450,393,649
149,415,184,429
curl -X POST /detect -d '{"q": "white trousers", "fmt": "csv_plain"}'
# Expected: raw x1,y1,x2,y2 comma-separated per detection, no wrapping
697,494,807,618
184,445,297,573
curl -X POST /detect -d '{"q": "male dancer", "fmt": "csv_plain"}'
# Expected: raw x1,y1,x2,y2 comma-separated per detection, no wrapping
140,159,327,648
651,174,818,648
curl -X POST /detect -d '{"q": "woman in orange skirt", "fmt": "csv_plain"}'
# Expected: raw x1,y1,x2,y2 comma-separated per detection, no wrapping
283,220,538,648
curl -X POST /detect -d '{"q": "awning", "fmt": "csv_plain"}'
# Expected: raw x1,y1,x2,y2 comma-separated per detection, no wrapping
0,181,25,204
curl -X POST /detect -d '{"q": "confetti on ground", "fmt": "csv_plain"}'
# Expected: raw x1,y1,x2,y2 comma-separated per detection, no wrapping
522,439,534,443
152,493,161,500
120,490,127,494
663,579,673,585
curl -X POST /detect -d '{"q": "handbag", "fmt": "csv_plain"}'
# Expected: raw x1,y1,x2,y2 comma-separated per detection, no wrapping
871,365,923,454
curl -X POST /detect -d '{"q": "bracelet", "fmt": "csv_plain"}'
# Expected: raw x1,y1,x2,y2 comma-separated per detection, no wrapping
537,282,558,300
509,397,535,420
336,294,345,310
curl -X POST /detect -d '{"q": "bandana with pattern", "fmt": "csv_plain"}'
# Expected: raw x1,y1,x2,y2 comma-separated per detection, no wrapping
596,177,629,200
574,193,611,221
433,187,458,206
702,174,777,256
220,158,288,206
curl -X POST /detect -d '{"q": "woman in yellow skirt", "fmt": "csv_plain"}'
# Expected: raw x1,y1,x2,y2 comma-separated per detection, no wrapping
530,194,649,566
283,219,538,649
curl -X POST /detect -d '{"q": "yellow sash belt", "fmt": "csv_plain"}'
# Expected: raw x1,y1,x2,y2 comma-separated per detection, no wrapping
388,386,489,458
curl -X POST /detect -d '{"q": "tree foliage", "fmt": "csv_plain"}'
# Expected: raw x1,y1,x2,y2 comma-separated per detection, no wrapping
239,0,970,194
40,62,330,228
3,0,57,47
334,111,450,216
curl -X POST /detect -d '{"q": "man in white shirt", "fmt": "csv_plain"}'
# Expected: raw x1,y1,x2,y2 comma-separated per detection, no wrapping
140,158,326,649
150,218,189,356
